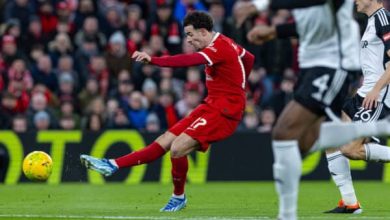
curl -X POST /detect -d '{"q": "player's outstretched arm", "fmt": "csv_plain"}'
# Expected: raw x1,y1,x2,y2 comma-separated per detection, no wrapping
132,51,151,63
151,53,208,67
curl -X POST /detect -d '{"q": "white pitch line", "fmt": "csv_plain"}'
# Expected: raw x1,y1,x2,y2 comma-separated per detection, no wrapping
0,214,270,220
0,214,389,220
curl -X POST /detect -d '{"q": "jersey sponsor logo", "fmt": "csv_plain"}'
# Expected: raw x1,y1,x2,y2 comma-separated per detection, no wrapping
361,40,368,48
189,117,207,130
383,32,390,41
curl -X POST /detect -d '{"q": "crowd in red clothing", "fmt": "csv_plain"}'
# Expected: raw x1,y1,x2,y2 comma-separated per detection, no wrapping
0,0,307,133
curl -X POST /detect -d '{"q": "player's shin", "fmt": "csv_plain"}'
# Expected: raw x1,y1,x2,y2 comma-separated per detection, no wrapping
272,140,302,220
326,151,357,206
114,142,166,168
171,156,188,197
364,143,390,162
318,120,389,149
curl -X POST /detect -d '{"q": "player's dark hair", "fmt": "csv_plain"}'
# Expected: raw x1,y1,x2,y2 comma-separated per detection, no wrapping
183,11,213,32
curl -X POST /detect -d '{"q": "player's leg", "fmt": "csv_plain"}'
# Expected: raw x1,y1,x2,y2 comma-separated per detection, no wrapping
160,133,200,212
272,100,321,220
80,131,175,176
321,111,360,213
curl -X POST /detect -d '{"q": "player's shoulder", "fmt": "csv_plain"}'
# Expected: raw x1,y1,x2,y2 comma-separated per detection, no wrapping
373,8,390,27
211,33,240,53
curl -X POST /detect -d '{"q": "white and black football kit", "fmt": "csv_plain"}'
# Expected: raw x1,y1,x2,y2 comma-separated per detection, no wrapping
274,0,361,119
344,7,390,122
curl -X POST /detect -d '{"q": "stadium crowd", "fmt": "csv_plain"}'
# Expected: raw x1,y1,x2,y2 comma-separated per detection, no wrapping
0,0,385,133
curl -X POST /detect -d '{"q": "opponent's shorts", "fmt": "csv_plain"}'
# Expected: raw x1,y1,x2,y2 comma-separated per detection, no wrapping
294,67,350,120
343,94,390,122
168,103,240,152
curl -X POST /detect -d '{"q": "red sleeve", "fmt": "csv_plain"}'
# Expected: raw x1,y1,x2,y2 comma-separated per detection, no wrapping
241,49,255,78
150,53,208,67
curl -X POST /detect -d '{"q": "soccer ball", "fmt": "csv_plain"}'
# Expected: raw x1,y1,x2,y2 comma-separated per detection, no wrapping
22,151,53,181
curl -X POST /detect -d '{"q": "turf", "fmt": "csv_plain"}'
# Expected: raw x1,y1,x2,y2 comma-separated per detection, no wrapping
0,181,389,219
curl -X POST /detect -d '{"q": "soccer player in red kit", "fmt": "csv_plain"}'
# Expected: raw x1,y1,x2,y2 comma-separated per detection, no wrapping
80,11,254,212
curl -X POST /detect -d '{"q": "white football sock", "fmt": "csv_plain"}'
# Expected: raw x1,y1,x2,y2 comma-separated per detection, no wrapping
273,140,302,220
109,159,119,168
364,143,390,162
326,151,357,206
318,120,389,149
172,193,185,199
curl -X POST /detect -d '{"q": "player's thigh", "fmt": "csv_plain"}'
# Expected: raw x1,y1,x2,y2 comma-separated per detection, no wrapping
170,133,200,158
155,131,177,151
273,100,320,141
183,105,239,152
299,117,324,153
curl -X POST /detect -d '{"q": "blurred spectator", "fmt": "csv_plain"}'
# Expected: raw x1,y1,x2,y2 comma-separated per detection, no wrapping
59,115,77,130
3,19,22,45
126,91,148,130
106,108,132,129
153,91,179,129
161,67,184,98
0,92,18,128
56,1,75,34
85,97,106,119
89,55,109,97
175,89,202,117
3,0,34,34
127,29,144,55
184,67,204,97
48,33,74,67
101,6,125,38
31,55,58,92
22,16,46,56
85,113,104,131
37,1,58,39
12,114,28,133
1,35,27,68
125,4,146,33
56,55,80,91
104,31,132,78
7,80,30,113
109,70,134,108
142,78,159,110
269,75,295,117
145,112,160,132
259,10,293,85
57,73,76,102
209,1,235,36
240,110,259,131
58,100,80,128
74,37,99,83
258,108,276,133
74,0,98,31
26,92,57,129
174,0,207,22
247,67,273,106
78,77,100,112
33,110,51,130
74,16,106,50
7,59,34,91
147,1,182,54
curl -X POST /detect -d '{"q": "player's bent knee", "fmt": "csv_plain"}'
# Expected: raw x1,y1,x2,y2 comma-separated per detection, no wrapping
170,146,185,158
155,131,176,151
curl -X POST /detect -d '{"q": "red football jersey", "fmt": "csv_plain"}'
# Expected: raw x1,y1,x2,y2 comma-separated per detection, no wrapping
198,33,248,120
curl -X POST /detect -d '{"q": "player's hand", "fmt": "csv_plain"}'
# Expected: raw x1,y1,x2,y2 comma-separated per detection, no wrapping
233,1,258,28
131,51,151,63
362,89,380,110
247,25,276,45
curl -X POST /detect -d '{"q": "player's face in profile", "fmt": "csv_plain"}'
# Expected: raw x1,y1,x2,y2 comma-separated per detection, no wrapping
354,0,370,13
184,25,204,51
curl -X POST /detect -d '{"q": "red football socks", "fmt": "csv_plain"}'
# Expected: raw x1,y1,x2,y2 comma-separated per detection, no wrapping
171,156,188,195
115,142,166,168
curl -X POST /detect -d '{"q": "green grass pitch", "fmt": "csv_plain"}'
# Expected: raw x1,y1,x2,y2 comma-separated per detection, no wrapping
0,181,389,219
